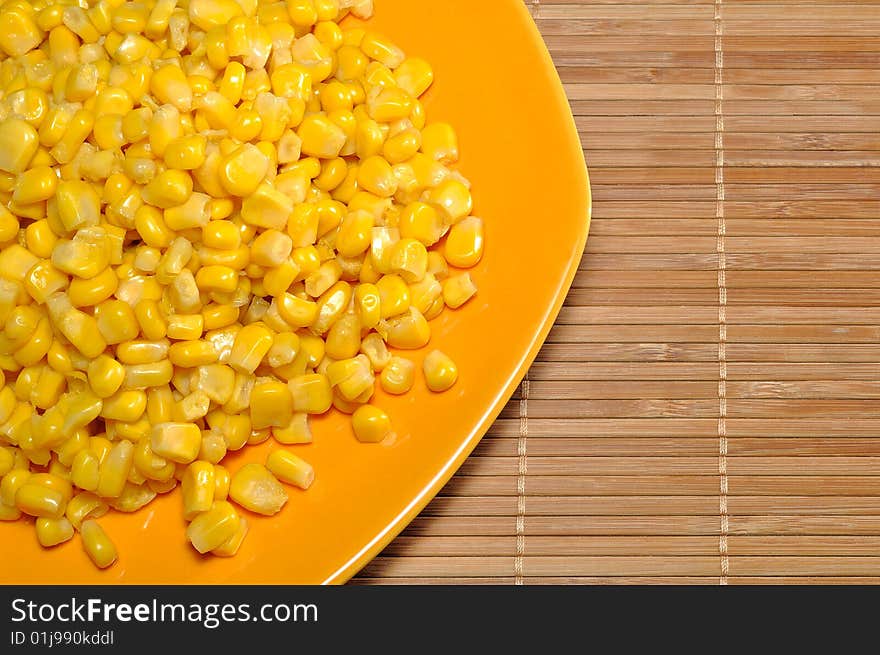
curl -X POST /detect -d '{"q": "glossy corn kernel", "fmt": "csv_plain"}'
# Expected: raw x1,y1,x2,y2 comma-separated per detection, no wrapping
36,516,75,547
151,423,202,464
351,405,393,443
88,355,125,399
181,461,214,521
15,482,65,518
81,519,117,568
287,374,332,415
380,356,416,395
423,350,458,393
228,324,274,374
442,272,478,310
445,217,485,269
250,380,294,430
229,463,287,516
266,450,314,490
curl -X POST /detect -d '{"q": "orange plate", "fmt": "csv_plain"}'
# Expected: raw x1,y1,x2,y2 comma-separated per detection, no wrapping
0,0,590,584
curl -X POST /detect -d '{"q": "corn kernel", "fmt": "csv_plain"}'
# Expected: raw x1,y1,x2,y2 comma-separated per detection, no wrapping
81,519,118,568
266,450,314,490
228,324,273,374
351,405,393,443
151,422,202,464
181,461,215,521
187,500,240,553
229,463,287,516
442,272,478,310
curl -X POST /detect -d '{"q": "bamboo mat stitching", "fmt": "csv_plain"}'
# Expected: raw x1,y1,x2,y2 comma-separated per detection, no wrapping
512,0,540,588
516,375,529,585
714,0,729,585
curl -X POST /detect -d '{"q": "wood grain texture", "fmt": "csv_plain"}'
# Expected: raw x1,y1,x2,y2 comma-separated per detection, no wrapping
354,0,880,584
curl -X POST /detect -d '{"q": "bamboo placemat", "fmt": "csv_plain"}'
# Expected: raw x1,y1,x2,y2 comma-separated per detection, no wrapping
354,0,880,584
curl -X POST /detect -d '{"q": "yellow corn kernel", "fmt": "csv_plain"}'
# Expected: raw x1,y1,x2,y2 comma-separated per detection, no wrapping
71,450,100,491
266,332,300,369
228,324,273,374
332,210,371,258
445,216,485,269
101,389,147,423
210,464,231,501
390,238,428,283
382,307,431,350
266,450,314,490
15,482,65,518
142,169,193,209
181,461,214,521
165,315,203,342
130,300,165,341
192,364,235,405
361,31,405,68
96,439,134,498
375,274,410,319
65,492,108,530
425,178,472,225
35,516,75,547
94,299,139,345
23,261,67,306
50,109,94,165
202,304,239,331
237,184,293,235
229,463,287,516
54,180,101,233
409,273,443,315
1,469,30,507
81,519,117,568
211,513,248,557
151,422,202,464
219,144,269,198
51,240,108,281
302,261,338,299
398,201,438,246
0,118,40,174
107,482,156,513
347,285,381,332
200,222,239,253
186,500,240,553
169,340,218,368
251,230,293,268
420,122,459,164
195,265,238,294
323,313,359,360
162,134,206,171
275,294,315,330
22,221,53,263
297,114,346,159
250,380,293,430
150,64,192,112
87,355,125,398
65,266,116,308
263,260,300,298
442,272,478,310
123,361,174,389
287,374,332,415
12,165,56,205
177,390,210,422
379,357,415,395
0,449,13,477
267,411,308,445
359,332,391,371
351,404,393,443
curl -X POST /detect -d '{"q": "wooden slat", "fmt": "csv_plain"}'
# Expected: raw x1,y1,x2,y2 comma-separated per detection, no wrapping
358,0,880,584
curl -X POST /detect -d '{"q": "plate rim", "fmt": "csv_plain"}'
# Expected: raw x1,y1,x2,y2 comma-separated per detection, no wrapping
324,1,593,584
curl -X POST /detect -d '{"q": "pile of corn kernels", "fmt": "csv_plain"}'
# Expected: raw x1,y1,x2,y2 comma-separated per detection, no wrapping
0,0,484,567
